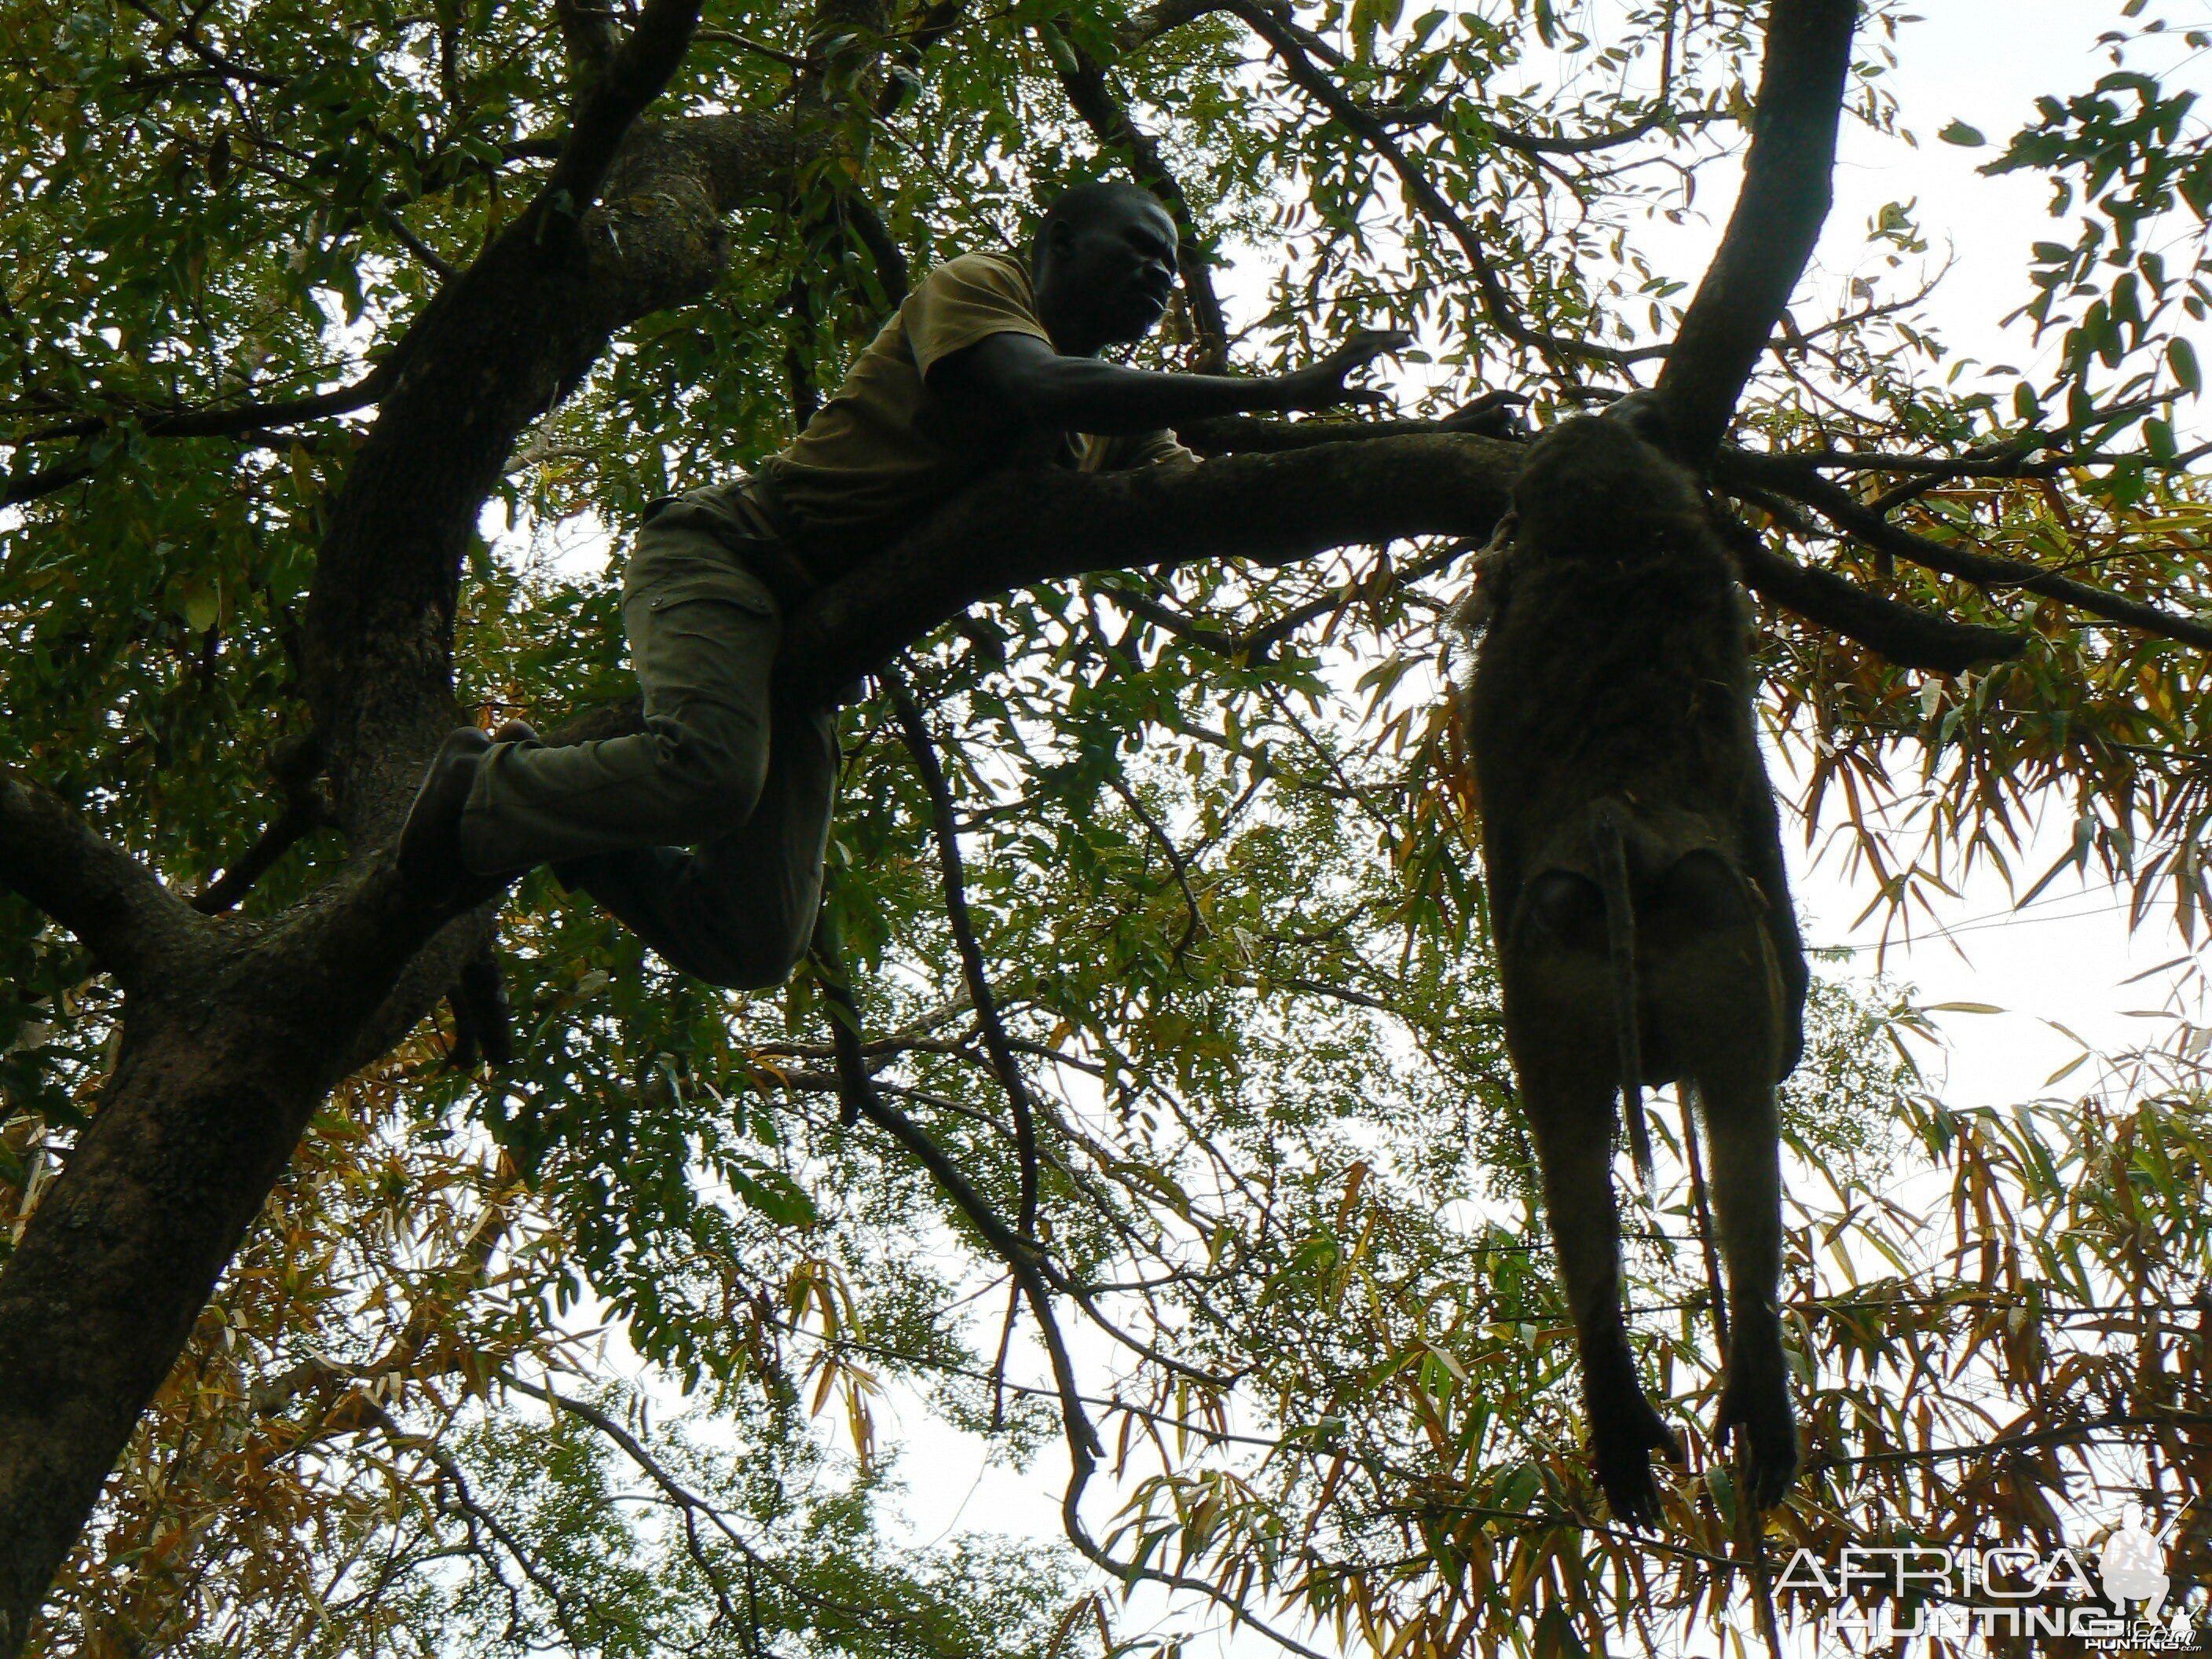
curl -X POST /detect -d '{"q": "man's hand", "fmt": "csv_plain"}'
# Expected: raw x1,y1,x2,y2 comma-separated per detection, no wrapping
1271,328,1413,413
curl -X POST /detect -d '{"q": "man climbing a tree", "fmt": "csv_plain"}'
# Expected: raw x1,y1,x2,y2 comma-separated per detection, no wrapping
396,179,1418,987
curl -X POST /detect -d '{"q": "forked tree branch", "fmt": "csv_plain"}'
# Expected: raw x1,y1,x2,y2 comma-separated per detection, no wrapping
542,0,707,211
1653,0,1857,459
500,1372,749,1615
0,367,399,508
192,735,333,915
189,798,324,916
1218,0,1651,371
821,1067,1325,1654
8,363,397,450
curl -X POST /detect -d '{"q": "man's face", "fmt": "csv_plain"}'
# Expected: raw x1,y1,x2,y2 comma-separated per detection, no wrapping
1041,194,1180,349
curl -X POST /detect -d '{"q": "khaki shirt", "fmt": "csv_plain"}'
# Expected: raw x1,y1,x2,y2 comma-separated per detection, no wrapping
756,251,1191,567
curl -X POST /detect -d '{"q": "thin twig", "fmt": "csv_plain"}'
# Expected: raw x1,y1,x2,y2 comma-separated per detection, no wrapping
1807,1411,2212,1473
1105,774,1206,965
1219,0,1647,372
192,735,330,914
1039,18,1229,365
884,664,1042,1240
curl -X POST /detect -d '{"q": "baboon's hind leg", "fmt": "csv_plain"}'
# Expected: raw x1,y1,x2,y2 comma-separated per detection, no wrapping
1696,1062,1798,1508
1647,851,1800,1509
1509,872,1683,1525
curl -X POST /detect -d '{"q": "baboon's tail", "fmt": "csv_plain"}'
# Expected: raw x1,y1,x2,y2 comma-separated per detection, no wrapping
1589,802,1655,1189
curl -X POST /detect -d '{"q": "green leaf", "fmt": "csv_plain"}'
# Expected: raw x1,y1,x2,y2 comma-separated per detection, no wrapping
1939,119,1987,147
2170,335,2201,395
181,579,219,634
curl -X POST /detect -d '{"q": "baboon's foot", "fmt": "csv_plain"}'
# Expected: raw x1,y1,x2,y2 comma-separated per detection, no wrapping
1586,1375,1683,1527
1716,1338,1800,1511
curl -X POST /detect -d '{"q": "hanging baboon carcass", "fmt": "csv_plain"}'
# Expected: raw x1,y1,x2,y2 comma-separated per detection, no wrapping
1456,397,1811,1524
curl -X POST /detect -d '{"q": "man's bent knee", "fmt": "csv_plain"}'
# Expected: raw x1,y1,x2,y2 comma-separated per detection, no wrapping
662,917,813,991
639,705,772,841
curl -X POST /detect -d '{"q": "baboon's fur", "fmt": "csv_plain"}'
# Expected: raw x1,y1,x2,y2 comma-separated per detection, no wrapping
1458,403,1810,1524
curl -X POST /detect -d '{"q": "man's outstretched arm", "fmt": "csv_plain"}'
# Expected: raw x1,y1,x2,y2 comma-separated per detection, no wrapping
932,328,1412,437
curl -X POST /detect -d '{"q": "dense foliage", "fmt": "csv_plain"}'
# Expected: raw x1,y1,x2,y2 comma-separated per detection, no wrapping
3,0,2210,1653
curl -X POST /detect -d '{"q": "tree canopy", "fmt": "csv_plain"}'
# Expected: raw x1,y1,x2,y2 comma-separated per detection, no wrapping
2,0,2210,1654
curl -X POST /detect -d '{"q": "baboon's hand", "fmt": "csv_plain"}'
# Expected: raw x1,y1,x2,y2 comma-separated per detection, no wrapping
1586,1376,1683,1529
1274,328,1412,412
1437,387,1529,438
1716,1335,1801,1511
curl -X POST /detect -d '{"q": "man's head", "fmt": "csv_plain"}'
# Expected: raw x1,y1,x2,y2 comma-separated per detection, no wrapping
1032,181,1179,356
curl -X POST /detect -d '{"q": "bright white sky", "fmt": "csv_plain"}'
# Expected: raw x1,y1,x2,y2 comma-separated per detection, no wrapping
1787,0,2210,1111
871,5,2212,1656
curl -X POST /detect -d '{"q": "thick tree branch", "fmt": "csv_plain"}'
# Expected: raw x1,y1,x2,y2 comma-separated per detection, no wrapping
0,776,209,991
302,111,810,836
0,849,504,1654
1175,414,2027,672
1653,0,1856,459
775,434,1523,705
1713,513,2026,674
1720,449,2212,652
1179,400,1522,454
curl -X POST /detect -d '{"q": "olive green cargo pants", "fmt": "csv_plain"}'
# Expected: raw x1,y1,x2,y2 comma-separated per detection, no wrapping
456,486,839,989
